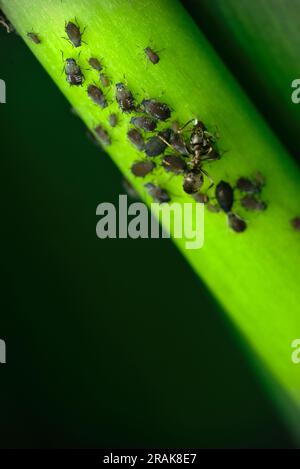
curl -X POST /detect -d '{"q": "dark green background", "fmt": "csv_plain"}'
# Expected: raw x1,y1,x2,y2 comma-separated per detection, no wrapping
0,23,294,447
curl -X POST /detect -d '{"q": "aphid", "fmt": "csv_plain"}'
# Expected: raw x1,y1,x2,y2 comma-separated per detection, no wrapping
87,84,107,108
142,99,171,121
169,132,189,156
144,46,159,64
122,178,139,200
183,170,204,194
100,73,110,87
144,129,172,157
0,11,14,33
108,113,118,127
127,129,145,151
131,160,155,177
236,177,260,194
193,192,209,204
64,58,84,86
88,57,102,71
94,125,111,146
241,195,267,211
162,154,186,174
215,180,234,213
27,32,41,44
144,183,170,203
291,217,300,231
228,213,247,233
115,83,135,113
130,116,157,132
65,20,85,48
215,180,247,232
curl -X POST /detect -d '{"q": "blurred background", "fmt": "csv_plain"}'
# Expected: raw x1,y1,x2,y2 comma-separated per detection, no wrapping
0,1,296,448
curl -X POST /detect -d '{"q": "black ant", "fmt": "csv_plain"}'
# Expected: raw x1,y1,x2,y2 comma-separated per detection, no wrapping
159,118,220,194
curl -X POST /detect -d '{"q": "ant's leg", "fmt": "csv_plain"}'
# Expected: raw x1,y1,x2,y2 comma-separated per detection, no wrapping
201,168,214,190
177,119,195,134
158,136,186,156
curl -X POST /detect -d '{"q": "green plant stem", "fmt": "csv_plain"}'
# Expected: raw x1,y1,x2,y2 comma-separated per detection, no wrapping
2,0,300,430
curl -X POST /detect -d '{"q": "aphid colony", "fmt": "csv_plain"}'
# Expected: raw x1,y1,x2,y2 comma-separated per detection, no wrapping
46,17,272,233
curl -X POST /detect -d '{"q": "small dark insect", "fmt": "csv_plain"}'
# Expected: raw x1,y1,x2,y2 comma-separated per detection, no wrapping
183,170,204,194
228,213,247,233
88,57,102,71
215,180,234,213
94,125,111,146
144,129,172,157
193,192,209,204
236,177,260,194
144,46,160,64
241,195,267,211
162,155,186,174
100,73,110,87
169,132,189,156
122,178,139,200
108,113,118,127
27,32,41,44
145,183,170,204
0,11,15,33
131,160,155,177
142,99,171,121
64,58,84,86
115,83,135,113
65,20,85,48
87,84,107,108
253,171,265,188
130,116,157,132
127,129,145,151
291,217,300,231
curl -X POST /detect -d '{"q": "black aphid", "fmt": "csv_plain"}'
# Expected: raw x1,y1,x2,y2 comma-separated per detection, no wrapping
145,183,170,204
87,84,107,108
115,83,135,113
144,47,160,64
94,125,111,146
108,113,118,127
291,217,300,231
130,116,157,132
88,57,102,71
236,177,260,194
169,132,189,156
0,10,14,33
142,99,171,121
64,58,84,86
144,129,172,157
215,180,247,232
183,170,204,194
162,154,186,174
131,160,155,177
100,73,110,87
215,181,234,213
65,20,85,48
228,213,247,233
127,129,145,151
27,32,41,44
241,195,267,211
